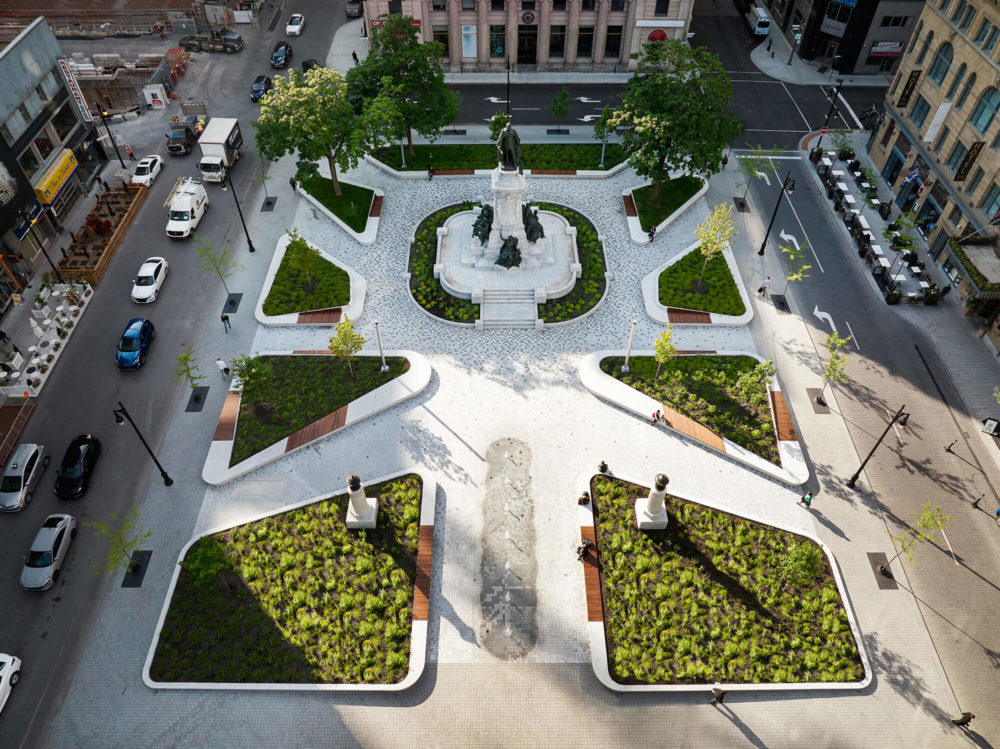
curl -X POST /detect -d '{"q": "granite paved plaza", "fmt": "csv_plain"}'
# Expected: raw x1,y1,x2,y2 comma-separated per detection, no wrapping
46,156,971,747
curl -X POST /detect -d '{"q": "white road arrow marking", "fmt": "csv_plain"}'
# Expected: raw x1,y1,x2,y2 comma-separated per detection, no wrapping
779,229,800,250
813,305,837,333
577,114,601,122
575,96,601,103
484,97,508,103
756,170,770,185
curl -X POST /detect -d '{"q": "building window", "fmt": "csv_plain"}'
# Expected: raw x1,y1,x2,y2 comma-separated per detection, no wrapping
916,32,934,65
38,70,60,103
984,26,1000,52
956,73,977,108
462,0,474,9
50,101,78,142
550,25,565,57
433,25,449,55
950,0,967,23
522,0,534,7
970,87,1000,132
967,166,984,194
825,3,850,23
491,0,503,9
432,0,446,9
880,16,909,28
654,0,670,17
582,0,595,9
927,42,953,84
577,26,594,57
553,0,566,8
946,63,966,98
32,128,56,163
907,21,923,53
939,0,951,11
910,95,931,128
979,183,1000,216
490,25,505,57
605,25,623,57
2,109,28,143
18,148,41,179
933,126,950,152
946,140,969,172
610,0,625,10
959,6,976,32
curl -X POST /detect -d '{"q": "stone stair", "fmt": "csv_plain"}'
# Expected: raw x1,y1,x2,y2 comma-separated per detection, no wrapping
479,289,538,329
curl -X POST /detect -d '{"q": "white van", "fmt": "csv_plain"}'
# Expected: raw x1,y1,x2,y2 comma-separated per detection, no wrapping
746,6,771,36
164,178,209,239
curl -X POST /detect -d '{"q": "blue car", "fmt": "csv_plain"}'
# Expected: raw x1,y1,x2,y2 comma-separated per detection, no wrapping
116,318,155,369
270,41,291,68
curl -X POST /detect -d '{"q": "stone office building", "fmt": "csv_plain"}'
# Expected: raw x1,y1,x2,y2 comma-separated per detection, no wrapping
0,17,103,312
867,0,1000,351
362,0,694,71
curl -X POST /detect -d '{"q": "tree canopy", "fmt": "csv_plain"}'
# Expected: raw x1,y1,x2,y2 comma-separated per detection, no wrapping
347,15,460,155
605,40,742,187
254,66,399,196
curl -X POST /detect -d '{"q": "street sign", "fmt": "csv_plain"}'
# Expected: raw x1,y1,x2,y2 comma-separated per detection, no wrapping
820,126,829,134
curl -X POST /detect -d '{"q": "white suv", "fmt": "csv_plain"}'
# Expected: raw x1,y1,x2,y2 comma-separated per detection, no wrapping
0,443,49,512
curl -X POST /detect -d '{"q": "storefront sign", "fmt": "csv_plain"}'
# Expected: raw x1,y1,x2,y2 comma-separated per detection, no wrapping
13,199,42,240
955,141,985,181
371,18,420,27
57,59,93,122
33,149,78,205
870,41,903,58
896,69,921,109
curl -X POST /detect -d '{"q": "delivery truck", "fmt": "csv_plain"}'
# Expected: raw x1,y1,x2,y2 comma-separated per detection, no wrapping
197,118,242,182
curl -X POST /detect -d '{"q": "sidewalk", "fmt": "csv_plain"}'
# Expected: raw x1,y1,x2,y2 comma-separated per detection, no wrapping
750,30,891,88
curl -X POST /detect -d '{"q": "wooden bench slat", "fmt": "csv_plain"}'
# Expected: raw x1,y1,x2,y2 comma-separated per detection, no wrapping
770,390,798,442
581,526,603,622
666,308,712,324
213,392,241,441
414,525,433,620
295,308,342,324
659,402,726,453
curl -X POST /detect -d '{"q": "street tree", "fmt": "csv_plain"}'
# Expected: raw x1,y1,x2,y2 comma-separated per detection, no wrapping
994,385,1000,405
733,359,776,410
550,87,572,134
817,332,851,404
328,316,366,379
84,508,152,574
693,203,737,290
255,66,399,196
779,239,812,294
736,143,785,202
284,227,323,286
781,541,825,588
881,502,952,576
608,40,742,192
195,235,244,296
593,105,614,168
489,111,510,140
653,324,676,380
230,354,276,419
346,15,459,157
174,344,205,393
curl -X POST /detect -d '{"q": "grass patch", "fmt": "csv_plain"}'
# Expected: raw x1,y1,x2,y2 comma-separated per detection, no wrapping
231,355,409,466
262,246,350,317
536,202,606,322
301,176,373,233
149,475,423,684
409,202,480,323
373,143,626,171
658,248,745,316
632,176,703,228
592,474,863,685
600,354,778,464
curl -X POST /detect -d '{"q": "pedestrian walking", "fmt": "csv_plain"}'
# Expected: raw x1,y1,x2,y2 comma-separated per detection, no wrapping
710,687,727,705
220,313,231,333
0,330,8,345
798,491,813,508
761,276,771,298
647,225,656,241
651,412,658,425
125,144,135,161
428,165,435,181
216,357,230,377
97,175,108,191
352,51,360,65
952,712,974,727
289,177,297,192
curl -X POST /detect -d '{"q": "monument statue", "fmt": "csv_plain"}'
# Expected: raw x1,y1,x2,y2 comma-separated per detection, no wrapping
495,233,521,268
472,204,494,244
522,204,545,243
497,122,522,173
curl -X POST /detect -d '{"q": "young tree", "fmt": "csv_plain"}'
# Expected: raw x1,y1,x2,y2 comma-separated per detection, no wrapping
736,144,785,202
781,541,825,588
994,385,1000,405
284,228,323,286
346,15,460,157
817,332,851,404
328,315,366,379
489,110,511,141
608,40,742,192
693,203,738,290
880,503,952,576
550,87,572,134
255,66,399,197
733,359,776,410
195,235,245,296
174,344,205,392
653,324,676,379
779,239,812,294
593,105,614,168
84,508,152,574
230,354,276,418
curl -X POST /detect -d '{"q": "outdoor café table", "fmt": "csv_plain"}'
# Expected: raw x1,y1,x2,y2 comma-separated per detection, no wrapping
844,195,856,206
832,170,845,178
858,215,870,230
919,280,931,289
821,158,833,168
837,182,848,191
871,245,884,256
911,266,922,275
878,257,891,268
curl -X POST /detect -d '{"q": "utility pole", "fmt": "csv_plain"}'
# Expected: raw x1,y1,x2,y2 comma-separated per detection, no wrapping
505,55,511,118
815,79,845,151
847,405,909,489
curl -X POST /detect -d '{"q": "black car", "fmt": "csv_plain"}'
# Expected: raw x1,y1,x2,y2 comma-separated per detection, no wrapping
301,58,321,74
250,75,273,102
53,434,101,500
345,0,362,17
270,41,292,68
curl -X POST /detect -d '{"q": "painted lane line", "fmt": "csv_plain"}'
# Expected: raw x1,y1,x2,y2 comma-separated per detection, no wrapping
768,162,825,273
838,93,863,129
781,82,812,130
939,528,959,565
813,305,837,332
844,320,860,351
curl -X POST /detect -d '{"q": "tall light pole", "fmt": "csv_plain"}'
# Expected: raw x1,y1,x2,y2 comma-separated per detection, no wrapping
374,319,388,373
846,404,909,489
99,110,126,169
16,208,62,282
113,401,173,486
221,170,255,253
814,79,845,152
505,55,511,118
758,172,795,255
622,319,637,373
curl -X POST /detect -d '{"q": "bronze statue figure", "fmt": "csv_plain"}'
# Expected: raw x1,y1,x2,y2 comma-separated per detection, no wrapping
522,204,545,243
496,233,521,268
497,122,522,173
471,204,494,244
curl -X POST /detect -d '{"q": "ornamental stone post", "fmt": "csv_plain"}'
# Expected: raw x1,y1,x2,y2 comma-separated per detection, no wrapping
346,473,377,529
635,473,669,530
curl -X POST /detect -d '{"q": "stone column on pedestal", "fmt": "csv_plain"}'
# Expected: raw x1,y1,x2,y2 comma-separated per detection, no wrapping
346,473,377,529
635,473,669,530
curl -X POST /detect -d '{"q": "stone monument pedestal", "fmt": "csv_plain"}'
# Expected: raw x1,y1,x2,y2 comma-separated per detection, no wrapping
635,473,669,530
345,474,377,529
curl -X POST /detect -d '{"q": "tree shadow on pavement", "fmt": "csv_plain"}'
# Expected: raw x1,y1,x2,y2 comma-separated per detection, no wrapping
863,631,954,727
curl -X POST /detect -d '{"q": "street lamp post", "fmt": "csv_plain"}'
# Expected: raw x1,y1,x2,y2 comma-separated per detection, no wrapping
221,171,255,253
814,79,845,152
99,110,126,169
846,404,908,489
16,208,62,282
758,172,795,255
622,319,637,373
113,401,173,486
374,319,389,373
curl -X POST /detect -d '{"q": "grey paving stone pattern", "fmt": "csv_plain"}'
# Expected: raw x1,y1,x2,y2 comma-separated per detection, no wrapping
479,438,538,660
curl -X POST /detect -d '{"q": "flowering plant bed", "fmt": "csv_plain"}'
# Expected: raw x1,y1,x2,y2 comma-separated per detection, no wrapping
632,176,703,228
658,249,745,316
261,232,351,316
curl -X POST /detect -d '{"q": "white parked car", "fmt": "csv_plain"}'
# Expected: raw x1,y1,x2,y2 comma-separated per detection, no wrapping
131,155,163,187
286,13,305,36
131,257,169,303
21,514,77,591
0,654,21,716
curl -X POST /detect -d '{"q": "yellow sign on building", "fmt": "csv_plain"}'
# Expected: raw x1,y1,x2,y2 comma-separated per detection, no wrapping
33,149,78,205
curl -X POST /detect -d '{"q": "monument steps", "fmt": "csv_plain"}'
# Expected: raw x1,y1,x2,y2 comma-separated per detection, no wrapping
480,290,538,329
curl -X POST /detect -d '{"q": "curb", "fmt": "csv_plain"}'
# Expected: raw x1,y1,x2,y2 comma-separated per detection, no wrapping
626,178,708,246
300,179,382,246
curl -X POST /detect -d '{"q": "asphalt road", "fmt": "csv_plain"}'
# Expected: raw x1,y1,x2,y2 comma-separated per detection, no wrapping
0,6,347,747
